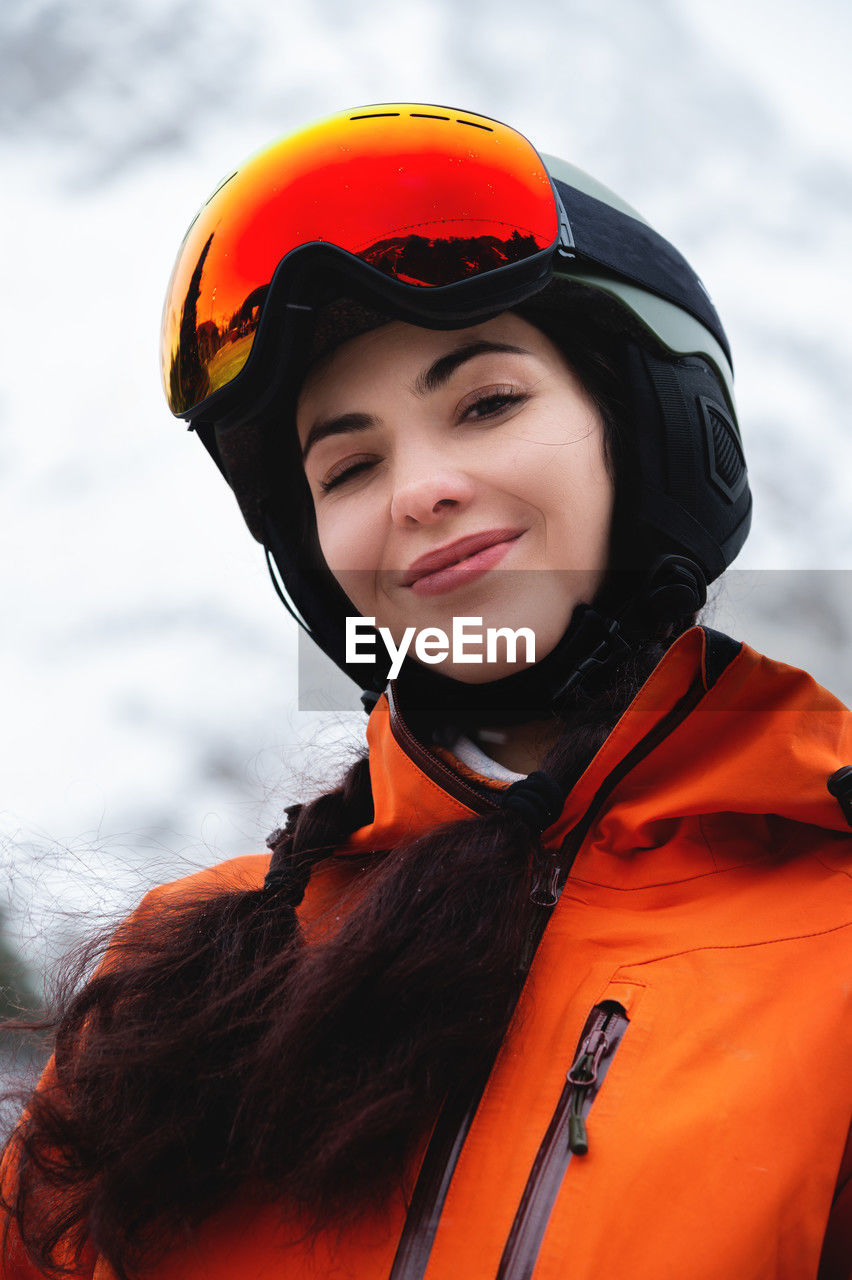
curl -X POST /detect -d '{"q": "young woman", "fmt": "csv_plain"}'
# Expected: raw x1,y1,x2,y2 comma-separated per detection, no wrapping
2,104,851,1280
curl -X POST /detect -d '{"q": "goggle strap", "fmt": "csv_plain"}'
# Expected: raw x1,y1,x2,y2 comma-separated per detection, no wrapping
554,188,575,254
552,177,731,367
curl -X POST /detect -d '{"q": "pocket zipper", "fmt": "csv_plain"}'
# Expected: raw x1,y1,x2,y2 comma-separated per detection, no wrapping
495,999,630,1280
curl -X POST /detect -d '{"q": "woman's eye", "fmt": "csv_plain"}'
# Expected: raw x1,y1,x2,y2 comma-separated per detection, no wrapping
460,388,527,421
319,458,375,493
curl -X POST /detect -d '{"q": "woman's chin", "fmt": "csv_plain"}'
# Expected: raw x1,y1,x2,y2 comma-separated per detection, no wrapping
426,659,537,685
401,617,571,685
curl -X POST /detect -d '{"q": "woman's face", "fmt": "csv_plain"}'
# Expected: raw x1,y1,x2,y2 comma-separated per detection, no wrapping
296,311,615,683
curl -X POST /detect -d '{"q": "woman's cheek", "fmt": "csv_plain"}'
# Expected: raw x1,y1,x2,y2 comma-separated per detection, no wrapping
316,517,351,582
317,515,379,591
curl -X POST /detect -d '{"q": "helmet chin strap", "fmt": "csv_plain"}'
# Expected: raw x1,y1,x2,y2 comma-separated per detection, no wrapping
380,555,707,730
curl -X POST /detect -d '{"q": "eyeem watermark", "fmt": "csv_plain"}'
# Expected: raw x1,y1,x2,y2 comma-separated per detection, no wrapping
346,616,536,679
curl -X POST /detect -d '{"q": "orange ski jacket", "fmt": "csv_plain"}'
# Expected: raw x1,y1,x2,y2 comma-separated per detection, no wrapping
3,627,852,1279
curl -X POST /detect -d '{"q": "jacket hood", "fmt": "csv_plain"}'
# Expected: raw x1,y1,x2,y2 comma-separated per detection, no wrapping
338,627,852,878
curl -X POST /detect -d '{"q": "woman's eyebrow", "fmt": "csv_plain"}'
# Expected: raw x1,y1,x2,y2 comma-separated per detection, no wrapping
413,341,530,396
301,341,530,461
301,411,375,461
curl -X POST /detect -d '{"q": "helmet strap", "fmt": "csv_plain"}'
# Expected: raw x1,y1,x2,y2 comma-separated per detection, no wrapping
388,553,706,732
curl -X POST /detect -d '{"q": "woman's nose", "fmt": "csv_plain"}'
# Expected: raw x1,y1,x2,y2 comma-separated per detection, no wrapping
389,465,476,527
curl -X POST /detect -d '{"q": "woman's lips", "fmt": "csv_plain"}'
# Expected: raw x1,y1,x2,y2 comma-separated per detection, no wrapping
407,532,523,597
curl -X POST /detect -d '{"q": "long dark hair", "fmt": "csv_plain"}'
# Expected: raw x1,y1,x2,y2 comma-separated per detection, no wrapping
0,310,691,1280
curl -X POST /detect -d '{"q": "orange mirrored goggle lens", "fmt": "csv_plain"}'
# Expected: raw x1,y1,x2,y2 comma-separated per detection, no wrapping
161,104,559,417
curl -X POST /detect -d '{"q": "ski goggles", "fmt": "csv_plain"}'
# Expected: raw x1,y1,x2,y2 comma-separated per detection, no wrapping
160,104,565,420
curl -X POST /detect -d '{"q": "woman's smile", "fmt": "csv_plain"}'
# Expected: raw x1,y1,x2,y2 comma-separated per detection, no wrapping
297,311,615,681
403,527,526,596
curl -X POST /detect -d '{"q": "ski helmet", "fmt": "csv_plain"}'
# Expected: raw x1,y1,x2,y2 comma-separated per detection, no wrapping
160,103,751,717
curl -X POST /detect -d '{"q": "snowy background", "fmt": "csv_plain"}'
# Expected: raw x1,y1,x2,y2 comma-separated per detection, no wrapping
1,0,851,986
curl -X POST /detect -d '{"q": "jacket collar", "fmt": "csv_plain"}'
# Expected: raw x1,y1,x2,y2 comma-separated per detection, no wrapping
338,626,852,861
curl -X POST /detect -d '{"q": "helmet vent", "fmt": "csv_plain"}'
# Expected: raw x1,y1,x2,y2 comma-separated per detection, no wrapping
699,396,747,502
348,110,493,132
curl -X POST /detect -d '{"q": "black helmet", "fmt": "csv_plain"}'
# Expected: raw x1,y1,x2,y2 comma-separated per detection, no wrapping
160,103,750,719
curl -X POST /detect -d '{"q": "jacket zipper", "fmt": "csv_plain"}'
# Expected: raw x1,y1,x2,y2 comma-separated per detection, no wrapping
494,1000,630,1280
387,675,707,1280
388,1067,494,1279
386,682,500,814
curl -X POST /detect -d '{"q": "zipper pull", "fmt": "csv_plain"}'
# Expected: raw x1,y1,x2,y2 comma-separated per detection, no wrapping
565,1016,611,1155
530,860,561,907
518,857,561,974
568,1111,588,1156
